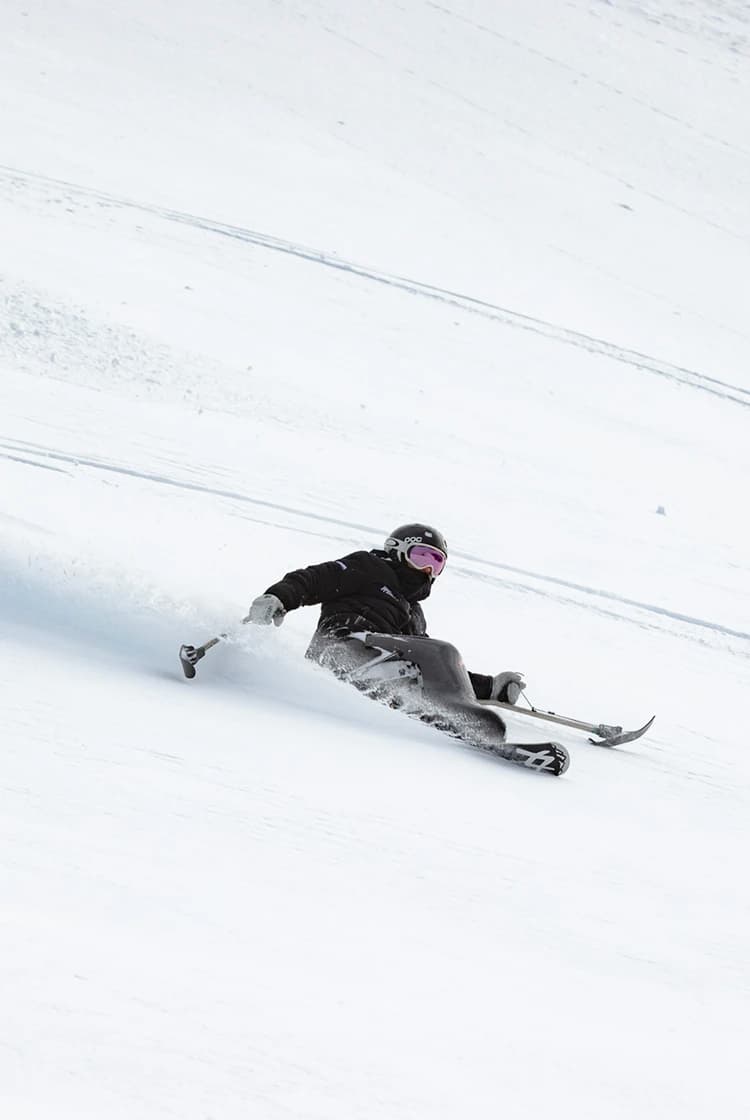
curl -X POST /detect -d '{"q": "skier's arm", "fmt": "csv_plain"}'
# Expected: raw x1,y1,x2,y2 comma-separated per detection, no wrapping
264,553,373,612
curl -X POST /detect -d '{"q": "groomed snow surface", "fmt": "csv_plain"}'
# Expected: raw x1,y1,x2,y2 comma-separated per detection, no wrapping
2,1,749,1117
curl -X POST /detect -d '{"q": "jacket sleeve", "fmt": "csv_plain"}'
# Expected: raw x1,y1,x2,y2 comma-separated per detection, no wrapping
265,553,373,612
468,671,493,700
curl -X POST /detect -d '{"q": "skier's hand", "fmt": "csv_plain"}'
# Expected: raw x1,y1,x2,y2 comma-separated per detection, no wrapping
248,593,286,627
490,671,526,704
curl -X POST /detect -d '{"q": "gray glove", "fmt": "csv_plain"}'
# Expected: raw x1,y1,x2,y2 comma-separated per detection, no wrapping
248,593,286,626
489,671,526,705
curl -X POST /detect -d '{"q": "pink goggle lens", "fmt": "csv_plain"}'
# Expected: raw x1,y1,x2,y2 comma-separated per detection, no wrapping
407,544,447,576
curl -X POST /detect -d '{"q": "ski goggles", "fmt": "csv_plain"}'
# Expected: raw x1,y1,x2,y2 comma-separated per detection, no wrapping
406,543,447,576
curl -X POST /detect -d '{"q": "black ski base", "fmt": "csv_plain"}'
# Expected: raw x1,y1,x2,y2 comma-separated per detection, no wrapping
486,740,569,776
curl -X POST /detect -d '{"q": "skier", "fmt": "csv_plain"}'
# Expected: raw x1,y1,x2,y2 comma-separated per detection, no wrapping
247,523,569,774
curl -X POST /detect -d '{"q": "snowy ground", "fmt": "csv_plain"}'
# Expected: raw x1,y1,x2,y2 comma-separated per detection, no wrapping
1,2,749,1117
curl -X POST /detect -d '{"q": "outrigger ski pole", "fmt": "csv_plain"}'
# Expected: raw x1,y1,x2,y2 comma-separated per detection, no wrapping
482,694,655,747
179,615,251,679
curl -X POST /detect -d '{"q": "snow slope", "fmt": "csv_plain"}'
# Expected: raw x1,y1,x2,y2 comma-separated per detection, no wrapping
1,2,749,1117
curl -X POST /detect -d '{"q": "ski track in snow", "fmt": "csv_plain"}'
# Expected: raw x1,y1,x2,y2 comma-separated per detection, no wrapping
2,163,748,411
427,1,750,160
2,434,748,652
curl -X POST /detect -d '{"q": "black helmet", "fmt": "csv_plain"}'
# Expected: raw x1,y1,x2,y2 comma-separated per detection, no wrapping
384,523,448,576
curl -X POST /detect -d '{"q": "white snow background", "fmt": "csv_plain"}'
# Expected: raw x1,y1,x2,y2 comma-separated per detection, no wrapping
1,1,749,1117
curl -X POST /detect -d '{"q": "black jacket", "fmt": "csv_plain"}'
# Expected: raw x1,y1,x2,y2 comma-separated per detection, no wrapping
265,549,493,699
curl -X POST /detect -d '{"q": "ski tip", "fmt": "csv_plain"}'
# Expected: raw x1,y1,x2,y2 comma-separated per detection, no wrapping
508,741,570,775
590,714,656,747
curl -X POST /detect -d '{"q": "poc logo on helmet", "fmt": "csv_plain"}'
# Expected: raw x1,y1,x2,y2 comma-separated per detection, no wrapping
386,535,426,550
